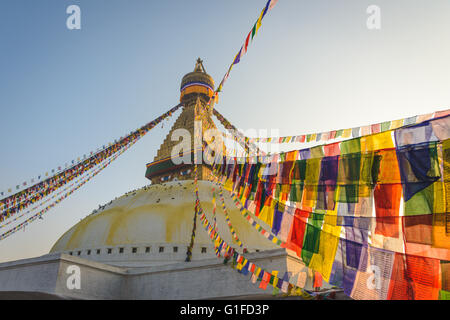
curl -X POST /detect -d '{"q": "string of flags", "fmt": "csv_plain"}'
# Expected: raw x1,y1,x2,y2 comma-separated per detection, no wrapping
197,121,329,296
0,108,176,199
1,103,181,205
244,109,450,144
210,169,285,251
216,109,450,149
208,0,279,109
0,171,90,229
208,169,290,250
212,185,217,229
0,139,136,241
185,165,200,262
0,104,182,224
0,149,120,219
209,163,335,297
211,180,244,248
195,0,278,119
211,168,340,296
0,142,132,230
208,111,450,300
195,165,335,298
214,174,287,248
194,0,278,154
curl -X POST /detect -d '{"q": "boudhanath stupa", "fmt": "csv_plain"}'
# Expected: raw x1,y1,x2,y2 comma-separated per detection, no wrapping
0,60,339,300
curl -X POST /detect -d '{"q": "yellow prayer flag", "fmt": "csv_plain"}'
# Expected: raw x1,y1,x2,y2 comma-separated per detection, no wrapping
255,9,265,33
390,119,404,129
342,128,352,138
360,131,394,152
309,221,341,283
258,200,275,227
272,270,279,287
258,164,266,179
224,178,234,191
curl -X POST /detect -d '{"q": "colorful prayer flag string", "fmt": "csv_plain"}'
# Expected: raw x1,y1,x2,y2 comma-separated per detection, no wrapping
0,137,138,241
194,164,337,298
232,109,449,145
209,170,287,248
0,107,180,199
0,104,182,223
0,164,101,229
209,179,244,248
208,0,279,109
207,112,450,300
185,165,199,262
191,0,278,124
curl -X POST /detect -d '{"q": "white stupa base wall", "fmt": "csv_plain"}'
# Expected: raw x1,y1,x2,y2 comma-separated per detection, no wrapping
0,249,338,299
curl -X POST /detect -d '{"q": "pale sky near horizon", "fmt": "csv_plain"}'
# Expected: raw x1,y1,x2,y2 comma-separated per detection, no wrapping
1,0,450,263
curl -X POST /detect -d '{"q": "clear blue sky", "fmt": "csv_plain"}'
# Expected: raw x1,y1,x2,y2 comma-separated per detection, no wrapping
1,0,450,262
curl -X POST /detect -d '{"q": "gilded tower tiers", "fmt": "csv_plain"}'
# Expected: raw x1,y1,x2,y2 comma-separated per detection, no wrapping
145,59,225,184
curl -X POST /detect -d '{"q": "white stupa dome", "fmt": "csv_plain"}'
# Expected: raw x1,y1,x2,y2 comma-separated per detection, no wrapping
50,180,278,267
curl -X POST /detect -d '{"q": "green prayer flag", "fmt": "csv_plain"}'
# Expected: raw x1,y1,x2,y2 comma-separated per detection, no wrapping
289,182,304,202
340,138,361,155
404,184,436,216
272,286,280,296
251,23,257,39
381,121,391,132
439,290,450,300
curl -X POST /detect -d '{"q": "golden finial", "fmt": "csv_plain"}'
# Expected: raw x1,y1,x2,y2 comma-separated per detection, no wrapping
194,58,206,73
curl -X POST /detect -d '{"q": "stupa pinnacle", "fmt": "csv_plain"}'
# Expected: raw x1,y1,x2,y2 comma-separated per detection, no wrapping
145,59,223,184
